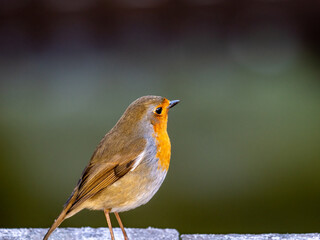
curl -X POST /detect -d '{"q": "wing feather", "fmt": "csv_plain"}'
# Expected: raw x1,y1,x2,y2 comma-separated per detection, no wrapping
66,138,146,213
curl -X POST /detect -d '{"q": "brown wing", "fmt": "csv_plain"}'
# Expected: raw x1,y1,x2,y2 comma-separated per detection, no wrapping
66,137,146,213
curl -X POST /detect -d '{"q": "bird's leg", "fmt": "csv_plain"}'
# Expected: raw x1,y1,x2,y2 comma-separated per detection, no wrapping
104,209,115,240
114,212,129,240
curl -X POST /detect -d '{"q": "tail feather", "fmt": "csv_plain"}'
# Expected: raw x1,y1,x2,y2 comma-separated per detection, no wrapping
43,190,79,240
43,208,68,240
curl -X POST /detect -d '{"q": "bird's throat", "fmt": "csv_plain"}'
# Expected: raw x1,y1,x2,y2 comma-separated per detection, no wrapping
153,120,171,171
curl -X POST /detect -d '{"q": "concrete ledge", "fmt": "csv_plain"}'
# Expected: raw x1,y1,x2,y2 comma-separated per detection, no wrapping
2,228,320,240
181,233,320,240
0,227,179,240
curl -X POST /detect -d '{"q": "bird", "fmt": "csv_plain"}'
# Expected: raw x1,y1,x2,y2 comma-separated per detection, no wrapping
43,95,180,240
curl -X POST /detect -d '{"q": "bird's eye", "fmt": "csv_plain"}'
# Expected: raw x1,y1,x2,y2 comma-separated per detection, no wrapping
155,107,162,114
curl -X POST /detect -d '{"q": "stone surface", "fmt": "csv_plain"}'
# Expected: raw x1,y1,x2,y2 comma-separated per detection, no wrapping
181,233,320,240
2,228,320,240
0,227,179,240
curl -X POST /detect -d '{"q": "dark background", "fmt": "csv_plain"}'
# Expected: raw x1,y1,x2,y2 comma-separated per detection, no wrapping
1,0,320,235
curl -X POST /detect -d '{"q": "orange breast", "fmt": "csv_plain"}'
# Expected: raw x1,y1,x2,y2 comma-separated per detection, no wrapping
153,122,171,171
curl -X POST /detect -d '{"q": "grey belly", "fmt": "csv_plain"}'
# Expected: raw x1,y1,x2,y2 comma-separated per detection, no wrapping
84,162,168,212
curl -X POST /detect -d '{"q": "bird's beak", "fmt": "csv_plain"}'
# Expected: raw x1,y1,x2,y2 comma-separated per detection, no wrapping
168,100,180,109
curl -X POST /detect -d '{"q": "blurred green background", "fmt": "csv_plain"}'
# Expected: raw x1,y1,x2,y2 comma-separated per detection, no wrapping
1,0,320,235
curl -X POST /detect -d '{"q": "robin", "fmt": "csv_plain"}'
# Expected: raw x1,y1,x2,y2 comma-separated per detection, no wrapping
43,95,180,240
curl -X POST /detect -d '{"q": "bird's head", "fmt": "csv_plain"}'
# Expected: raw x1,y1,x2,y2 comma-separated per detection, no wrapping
114,95,180,136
